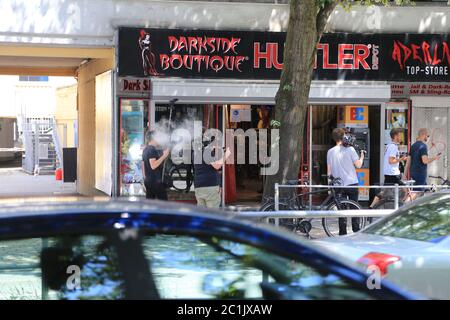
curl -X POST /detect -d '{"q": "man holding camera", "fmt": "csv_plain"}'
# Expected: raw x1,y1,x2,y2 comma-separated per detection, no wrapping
327,128,365,235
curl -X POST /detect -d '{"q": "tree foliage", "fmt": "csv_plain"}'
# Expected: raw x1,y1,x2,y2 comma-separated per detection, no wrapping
262,0,416,200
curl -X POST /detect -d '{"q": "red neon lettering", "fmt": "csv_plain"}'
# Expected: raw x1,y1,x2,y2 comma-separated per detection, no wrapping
353,44,370,70
338,44,354,69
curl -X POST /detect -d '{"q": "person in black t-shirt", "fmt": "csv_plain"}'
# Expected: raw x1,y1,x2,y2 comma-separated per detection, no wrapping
142,130,170,200
193,138,231,208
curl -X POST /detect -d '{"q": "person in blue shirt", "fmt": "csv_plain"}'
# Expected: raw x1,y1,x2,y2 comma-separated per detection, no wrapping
405,128,441,191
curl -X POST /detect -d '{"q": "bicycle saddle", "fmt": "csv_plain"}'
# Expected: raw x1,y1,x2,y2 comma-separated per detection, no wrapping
286,179,300,185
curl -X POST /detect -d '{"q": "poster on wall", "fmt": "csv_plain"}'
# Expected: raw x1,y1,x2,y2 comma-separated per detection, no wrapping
385,102,409,154
230,105,251,122
356,168,370,201
119,27,450,82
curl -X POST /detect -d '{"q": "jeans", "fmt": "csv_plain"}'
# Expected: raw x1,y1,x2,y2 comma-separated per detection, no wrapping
337,183,360,235
412,175,426,192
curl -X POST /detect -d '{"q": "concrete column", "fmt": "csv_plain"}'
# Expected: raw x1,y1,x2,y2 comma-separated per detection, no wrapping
76,57,114,196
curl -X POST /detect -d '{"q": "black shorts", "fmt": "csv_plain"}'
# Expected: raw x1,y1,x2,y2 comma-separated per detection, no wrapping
144,178,168,200
377,175,405,199
384,175,404,185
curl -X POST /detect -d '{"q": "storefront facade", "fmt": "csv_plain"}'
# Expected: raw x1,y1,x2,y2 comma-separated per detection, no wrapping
114,27,450,204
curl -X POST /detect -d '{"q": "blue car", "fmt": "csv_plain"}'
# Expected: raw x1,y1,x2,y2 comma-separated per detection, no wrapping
0,198,417,300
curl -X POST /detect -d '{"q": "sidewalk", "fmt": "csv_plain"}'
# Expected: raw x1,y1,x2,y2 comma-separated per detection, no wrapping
0,168,77,198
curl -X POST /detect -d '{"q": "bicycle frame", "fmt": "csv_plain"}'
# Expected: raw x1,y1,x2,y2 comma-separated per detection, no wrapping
295,185,351,211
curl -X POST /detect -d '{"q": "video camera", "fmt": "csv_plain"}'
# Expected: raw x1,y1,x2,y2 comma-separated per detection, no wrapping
342,130,367,155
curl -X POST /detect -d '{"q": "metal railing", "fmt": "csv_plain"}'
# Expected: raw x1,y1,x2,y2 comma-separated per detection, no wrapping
235,183,450,225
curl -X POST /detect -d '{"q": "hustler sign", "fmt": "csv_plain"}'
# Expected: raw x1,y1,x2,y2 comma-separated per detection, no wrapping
118,27,450,82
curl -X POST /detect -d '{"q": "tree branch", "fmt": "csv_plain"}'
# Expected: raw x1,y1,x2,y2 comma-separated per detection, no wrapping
316,1,338,41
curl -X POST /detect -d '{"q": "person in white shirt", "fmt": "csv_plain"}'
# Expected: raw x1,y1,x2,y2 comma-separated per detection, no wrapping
327,128,365,235
370,128,408,208
383,128,408,184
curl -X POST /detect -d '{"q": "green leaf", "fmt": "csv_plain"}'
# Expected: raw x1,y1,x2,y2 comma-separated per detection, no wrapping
270,120,281,129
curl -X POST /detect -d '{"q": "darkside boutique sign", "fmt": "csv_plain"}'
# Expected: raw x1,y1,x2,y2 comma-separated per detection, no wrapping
118,27,450,82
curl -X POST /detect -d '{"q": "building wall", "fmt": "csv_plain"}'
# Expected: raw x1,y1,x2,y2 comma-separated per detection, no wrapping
0,1,449,49
76,57,114,196
55,84,77,148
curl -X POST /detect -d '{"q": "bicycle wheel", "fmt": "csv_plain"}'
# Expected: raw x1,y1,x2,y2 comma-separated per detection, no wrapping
368,198,395,224
259,202,300,232
169,167,191,192
322,199,366,237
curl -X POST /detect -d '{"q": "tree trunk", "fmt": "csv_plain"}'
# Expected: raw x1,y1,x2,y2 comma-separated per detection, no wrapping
262,0,336,201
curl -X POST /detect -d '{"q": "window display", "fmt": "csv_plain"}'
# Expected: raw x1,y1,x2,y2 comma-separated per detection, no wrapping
385,102,409,155
120,98,149,196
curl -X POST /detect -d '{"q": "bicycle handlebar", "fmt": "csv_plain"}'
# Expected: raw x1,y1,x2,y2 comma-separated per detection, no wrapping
429,175,445,180
429,175,450,185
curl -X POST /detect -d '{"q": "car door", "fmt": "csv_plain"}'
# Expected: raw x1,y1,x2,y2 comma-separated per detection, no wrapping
0,231,157,300
139,231,393,300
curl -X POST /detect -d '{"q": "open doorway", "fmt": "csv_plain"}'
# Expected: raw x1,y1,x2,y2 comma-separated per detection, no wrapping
225,104,273,204
0,75,78,197
310,105,381,207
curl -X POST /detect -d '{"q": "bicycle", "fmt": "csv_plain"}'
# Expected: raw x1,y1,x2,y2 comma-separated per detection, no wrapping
428,175,450,189
371,175,450,211
168,164,194,193
260,176,366,237
370,179,417,211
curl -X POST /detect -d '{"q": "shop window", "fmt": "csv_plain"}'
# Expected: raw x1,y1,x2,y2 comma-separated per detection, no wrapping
19,76,49,82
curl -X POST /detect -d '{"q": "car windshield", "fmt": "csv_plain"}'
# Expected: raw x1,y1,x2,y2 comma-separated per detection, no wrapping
364,194,450,243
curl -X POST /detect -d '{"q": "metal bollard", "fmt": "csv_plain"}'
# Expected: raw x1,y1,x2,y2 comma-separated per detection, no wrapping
394,183,399,210
274,183,279,226
41,238,49,300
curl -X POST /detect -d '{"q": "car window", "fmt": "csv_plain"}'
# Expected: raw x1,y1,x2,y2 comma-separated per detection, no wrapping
0,235,125,300
142,234,373,300
364,194,450,243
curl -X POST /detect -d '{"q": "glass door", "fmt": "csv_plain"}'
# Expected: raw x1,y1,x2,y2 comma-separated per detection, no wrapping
119,98,149,196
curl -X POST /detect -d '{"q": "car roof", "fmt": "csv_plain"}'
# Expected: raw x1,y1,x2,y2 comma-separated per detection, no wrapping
0,197,235,218
0,196,367,265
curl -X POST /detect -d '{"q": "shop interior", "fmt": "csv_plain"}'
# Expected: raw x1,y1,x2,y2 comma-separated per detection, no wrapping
225,105,273,203
310,105,381,206
120,101,394,207
119,102,273,203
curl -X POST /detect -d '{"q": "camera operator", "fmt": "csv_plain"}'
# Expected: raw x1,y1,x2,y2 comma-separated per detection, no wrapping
193,137,231,208
327,128,365,235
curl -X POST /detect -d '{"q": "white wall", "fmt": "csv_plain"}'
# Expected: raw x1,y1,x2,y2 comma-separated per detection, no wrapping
0,76,18,117
0,76,76,118
0,1,449,48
